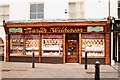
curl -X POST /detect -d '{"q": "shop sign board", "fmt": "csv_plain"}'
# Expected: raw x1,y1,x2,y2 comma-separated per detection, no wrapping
9,26,105,34
9,28,23,33
23,27,86,33
87,26,104,32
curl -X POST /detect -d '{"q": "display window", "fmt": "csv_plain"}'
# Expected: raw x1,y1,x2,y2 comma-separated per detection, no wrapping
10,34,39,56
0,37,4,56
10,35,24,56
42,34,63,57
25,35,39,56
82,34,105,58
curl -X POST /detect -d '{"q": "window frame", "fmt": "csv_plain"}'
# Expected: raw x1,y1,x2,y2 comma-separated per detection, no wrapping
29,2,44,20
0,5,9,22
68,1,84,19
118,0,120,18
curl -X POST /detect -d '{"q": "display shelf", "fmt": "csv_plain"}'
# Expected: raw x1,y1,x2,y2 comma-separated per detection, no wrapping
82,50,103,52
10,49,23,51
81,56,105,58
26,50,39,51
10,55,39,57
26,51,39,55
42,50,63,51
41,56,63,58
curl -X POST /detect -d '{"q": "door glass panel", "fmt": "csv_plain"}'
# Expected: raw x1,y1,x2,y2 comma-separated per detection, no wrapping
68,40,77,55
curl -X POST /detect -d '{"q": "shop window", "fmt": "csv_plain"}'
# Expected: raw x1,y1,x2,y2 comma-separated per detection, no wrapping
81,34,105,58
0,5,9,22
25,35,39,56
10,35,39,56
10,35,24,56
42,34,63,57
0,37,4,56
30,3,44,19
69,2,84,19
118,0,120,18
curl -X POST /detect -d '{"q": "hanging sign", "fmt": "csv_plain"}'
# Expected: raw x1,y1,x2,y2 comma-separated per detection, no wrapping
9,28,23,33
87,26,104,32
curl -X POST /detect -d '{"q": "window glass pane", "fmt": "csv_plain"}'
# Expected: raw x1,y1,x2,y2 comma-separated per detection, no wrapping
0,7,4,15
118,8,120,18
30,3,44,19
10,35,24,55
69,2,84,19
118,1,120,7
68,40,77,55
4,6,9,15
38,4,44,12
30,4,36,12
37,13,44,19
69,3,76,13
30,13,36,19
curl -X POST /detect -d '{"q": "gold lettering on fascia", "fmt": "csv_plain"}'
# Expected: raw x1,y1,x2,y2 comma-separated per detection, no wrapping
24,28,47,33
24,27,83,33
50,27,83,33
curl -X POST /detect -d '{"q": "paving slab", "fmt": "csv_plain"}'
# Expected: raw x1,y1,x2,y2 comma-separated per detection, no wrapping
1,61,119,79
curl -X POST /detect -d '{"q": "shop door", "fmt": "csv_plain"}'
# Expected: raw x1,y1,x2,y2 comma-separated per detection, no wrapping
66,39,78,63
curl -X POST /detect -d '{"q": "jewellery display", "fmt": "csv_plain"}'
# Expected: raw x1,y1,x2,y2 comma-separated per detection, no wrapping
82,39,105,57
42,34,63,57
10,35,24,55
25,35,39,55
0,38,4,56
10,35,39,56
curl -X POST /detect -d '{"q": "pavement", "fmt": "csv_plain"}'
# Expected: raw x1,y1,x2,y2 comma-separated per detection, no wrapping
0,61,120,80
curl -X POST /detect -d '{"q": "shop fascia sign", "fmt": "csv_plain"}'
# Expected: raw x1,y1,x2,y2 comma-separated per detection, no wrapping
9,27,85,33
87,26,104,32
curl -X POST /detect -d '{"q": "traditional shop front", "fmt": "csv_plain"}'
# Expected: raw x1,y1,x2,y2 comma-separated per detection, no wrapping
3,20,110,64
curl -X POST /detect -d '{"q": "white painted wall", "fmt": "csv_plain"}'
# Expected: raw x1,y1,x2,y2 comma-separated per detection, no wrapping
44,0,68,19
0,0,118,20
9,0,68,20
84,0,109,19
110,0,118,18
9,1,29,20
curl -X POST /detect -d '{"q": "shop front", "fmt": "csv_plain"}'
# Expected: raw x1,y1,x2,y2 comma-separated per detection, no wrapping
3,20,110,64
112,19,120,63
